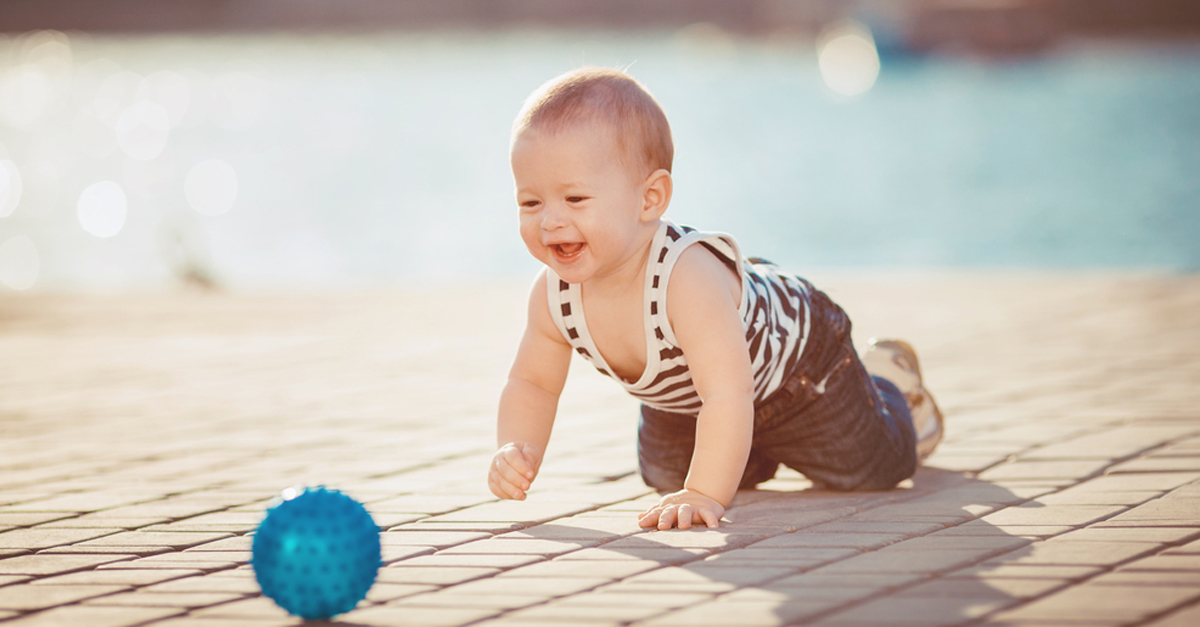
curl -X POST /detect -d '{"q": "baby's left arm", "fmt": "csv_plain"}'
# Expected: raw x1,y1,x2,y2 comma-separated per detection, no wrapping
638,245,755,530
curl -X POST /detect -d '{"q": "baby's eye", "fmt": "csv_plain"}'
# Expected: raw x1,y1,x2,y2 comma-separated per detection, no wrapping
566,196,587,204
519,200,541,209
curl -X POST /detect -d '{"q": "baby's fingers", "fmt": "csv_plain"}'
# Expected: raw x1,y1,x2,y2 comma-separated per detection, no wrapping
501,446,535,479
676,504,694,530
488,469,527,501
490,455,533,499
698,507,720,528
657,506,679,531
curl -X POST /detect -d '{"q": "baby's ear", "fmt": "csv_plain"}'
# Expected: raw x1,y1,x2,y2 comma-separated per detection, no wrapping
641,169,673,221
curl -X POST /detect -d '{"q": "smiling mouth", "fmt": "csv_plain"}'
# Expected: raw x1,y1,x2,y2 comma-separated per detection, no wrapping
553,242,585,262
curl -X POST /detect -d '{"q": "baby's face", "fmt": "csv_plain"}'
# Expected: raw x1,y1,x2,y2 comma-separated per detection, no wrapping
511,123,649,285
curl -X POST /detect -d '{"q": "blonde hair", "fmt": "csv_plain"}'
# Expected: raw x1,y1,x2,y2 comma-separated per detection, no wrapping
513,67,674,175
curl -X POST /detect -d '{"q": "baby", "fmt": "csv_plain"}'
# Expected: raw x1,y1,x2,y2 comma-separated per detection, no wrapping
488,67,944,530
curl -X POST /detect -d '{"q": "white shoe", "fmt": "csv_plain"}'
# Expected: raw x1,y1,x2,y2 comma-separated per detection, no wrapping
861,339,944,460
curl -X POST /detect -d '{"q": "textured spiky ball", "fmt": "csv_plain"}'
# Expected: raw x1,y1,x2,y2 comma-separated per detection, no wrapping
251,487,381,620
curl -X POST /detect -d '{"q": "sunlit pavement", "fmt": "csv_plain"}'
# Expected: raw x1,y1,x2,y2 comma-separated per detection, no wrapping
1,272,1198,626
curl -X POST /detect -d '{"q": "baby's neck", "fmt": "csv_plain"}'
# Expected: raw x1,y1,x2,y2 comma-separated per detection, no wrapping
582,219,661,298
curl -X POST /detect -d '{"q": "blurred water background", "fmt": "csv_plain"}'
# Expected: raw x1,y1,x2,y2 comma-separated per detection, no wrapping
0,25,1198,291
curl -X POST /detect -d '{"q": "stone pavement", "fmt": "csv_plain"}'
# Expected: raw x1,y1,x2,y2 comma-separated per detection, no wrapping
1,272,1198,627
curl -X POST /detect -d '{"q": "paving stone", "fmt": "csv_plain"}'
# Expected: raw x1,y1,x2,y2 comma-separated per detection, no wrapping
1142,600,1200,627
383,544,437,563
720,584,879,605
800,521,947,536
1020,425,1199,461
988,584,1200,623
0,513,76,527
0,554,137,576
364,582,438,603
808,547,996,574
1033,490,1162,506
933,520,1075,538
376,566,500,586
498,518,647,541
1071,473,1200,493
181,536,253,552
345,605,501,627
379,530,491,548
896,576,1069,600
944,564,1103,581
699,546,858,568
421,501,599,524
831,595,1016,625
186,596,295,619
0,575,30,586
888,534,1033,553
142,574,259,594
395,553,541,569
38,544,173,556
744,532,906,550
631,597,839,626
144,619,294,627
396,521,526,533
501,600,669,622
980,504,1125,526
33,569,201,587
980,460,1112,482
769,571,925,589
601,529,780,551
551,590,713,609
1109,457,1200,473
0,528,120,550
496,558,661,579
438,538,598,556
390,590,548,611
554,547,709,564
982,540,1159,567
0,605,184,626
1096,497,1200,526
437,575,609,597
1118,554,1200,571
1088,570,1200,587
0,583,127,611
1053,527,1200,543
83,591,245,608
44,516,167,530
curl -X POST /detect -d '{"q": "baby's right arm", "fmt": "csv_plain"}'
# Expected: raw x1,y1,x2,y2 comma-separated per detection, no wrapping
489,270,572,501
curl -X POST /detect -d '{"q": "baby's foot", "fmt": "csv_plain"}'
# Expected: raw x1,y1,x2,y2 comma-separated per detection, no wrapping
862,339,944,460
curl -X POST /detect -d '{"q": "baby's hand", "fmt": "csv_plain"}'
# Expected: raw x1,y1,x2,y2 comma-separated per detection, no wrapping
488,442,542,501
638,488,725,530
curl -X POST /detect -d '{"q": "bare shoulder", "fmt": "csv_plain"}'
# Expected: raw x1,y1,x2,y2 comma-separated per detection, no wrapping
526,269,569,346
668,244,741,310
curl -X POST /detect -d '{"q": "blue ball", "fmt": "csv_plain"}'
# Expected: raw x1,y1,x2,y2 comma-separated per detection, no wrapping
251,487,381,620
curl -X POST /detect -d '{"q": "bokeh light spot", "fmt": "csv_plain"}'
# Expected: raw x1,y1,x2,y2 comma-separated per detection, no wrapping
73,106,118,158
0,235,39,290
210,72,269,130
0,160,22,217
77,180,127,238
137,70,191,127
817,21,881,97
185,159,238,216
116,101,171,161
0,66,53,128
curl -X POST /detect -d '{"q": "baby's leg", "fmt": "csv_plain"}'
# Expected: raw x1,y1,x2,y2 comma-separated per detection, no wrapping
755,341,918,492
638,404,780,494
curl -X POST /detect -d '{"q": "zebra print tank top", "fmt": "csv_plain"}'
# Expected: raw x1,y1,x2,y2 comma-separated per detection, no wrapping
546,219,813,415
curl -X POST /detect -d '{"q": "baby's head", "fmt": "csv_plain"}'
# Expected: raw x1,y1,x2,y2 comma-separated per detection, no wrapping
511,68,676,284
512,67,673,182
